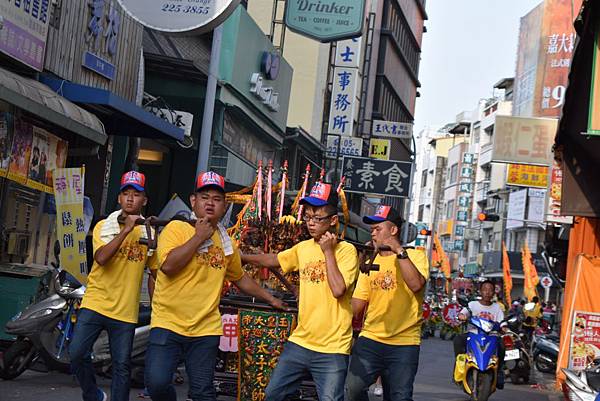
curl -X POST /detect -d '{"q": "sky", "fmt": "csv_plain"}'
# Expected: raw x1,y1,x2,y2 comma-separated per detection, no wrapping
414,0,543,133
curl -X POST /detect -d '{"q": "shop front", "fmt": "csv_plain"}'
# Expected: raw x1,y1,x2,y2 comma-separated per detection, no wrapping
213,6,293,188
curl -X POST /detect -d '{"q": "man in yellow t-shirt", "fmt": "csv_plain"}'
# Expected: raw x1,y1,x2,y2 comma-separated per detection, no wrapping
145,172,285,401
242,182,359,401
69,171,156,401
346,205,429,401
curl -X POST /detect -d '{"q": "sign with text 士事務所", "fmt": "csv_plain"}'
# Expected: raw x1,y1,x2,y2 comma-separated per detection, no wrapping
54,167,88,286
285,0,366,42
328,67,358,136
0,0,51,71
116,0,240,34
326,136,362,158
341,156,412,198
491,115,557,165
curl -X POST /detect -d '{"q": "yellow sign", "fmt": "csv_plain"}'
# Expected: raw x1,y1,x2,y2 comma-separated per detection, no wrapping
437,219,454,236
506,164,549,188
369,138,391,160
54,167,88,285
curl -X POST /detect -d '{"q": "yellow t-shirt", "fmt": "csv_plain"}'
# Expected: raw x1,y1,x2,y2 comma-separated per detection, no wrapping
81,220,157,323
151,221,244,337
353,248,429,346
277,239,358,354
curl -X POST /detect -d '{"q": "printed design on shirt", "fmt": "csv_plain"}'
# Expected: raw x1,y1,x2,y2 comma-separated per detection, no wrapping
196,246,225,270
370,270,397,291
477,311,494,321
300,260,326,283
118,240,145,262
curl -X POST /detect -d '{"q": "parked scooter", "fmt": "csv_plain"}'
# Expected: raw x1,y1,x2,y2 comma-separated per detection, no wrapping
1,269,150,384
453,298,502,401
561,363,600,401
502,316,531,384
532,333,559,374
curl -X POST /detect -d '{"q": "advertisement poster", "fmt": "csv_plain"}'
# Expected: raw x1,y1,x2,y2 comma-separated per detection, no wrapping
45,135,69,193
507,164,549,187
27,127,50,191
7,119,33,185
54,167,88,285
0,112,11,176
548,160,573,224
569,311,600,371
238,310,296,401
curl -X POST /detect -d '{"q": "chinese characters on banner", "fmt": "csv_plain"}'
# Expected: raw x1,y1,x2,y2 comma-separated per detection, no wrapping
220,314,239,352
341,156,412,197
507,164,549,188
0,0,51,71
492,115,557,165
371,120,413,139
54,167,88,285
569,311,600,371
328,38,361,137
533,0,582,117
547,161,573,224
238,310,295,401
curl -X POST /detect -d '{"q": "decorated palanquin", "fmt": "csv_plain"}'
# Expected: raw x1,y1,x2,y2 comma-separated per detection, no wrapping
214,161,350,401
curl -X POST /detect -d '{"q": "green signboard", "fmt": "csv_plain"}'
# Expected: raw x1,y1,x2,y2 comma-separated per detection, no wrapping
285,0,366,42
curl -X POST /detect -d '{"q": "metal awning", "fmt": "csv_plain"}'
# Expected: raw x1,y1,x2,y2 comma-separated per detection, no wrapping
0,67,107,145
40,77,184,141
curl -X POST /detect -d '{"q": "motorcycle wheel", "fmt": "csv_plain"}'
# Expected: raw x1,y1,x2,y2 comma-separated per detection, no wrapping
468,370,493,401
0,340,35,380
535,354,555,373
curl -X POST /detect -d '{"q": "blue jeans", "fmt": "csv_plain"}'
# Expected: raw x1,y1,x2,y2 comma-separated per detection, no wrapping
69,308,135,401
345,336,420,401
145,328,219,401
265,341,349,401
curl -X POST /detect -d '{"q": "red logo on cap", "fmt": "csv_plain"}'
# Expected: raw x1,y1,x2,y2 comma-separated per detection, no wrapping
197,172,225,190
374,205,391,219
121,171,145,189
309,182,331,201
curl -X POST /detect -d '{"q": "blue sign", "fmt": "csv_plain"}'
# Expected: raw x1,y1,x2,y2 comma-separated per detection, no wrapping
82,51,116,80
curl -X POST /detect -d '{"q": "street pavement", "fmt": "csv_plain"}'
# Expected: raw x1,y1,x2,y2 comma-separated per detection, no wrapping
0,337,562,401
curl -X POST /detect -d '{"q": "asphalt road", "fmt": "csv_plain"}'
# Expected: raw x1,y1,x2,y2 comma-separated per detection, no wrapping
0,337,562,401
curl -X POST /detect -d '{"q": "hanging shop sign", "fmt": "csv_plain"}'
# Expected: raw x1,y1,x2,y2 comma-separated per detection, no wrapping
547,160,573,224
506,164,549,188
328,67,358,136
491,115,556,165
284,0,366,42
116,0,240,34
0,0,51,71
334,37,362,68
238,310,296,401
506,189,527,229
587,29,600,135
372,120,413,139
341,156,412,198
54,167,88,286
369,138,391,160
325,135,362,158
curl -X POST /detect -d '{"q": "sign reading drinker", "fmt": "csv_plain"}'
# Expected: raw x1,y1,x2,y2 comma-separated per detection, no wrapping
285,0,366,42
342,156,412,198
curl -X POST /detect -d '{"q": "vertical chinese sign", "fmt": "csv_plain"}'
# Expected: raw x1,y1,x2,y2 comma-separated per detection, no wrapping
328,38,361,137
238,310,296,401
54,167,88,285
569,311,600,371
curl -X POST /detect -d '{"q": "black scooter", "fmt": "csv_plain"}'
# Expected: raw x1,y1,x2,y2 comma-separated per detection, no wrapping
532,333,559,374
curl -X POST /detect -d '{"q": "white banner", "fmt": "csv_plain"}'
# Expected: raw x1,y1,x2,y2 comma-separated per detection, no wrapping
527,188,546,223
372,120,413,139
328,67,359,136
507,189,527,229
335,38,362,68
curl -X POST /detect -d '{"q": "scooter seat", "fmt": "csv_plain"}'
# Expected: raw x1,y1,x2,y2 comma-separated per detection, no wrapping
138,306,152,326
